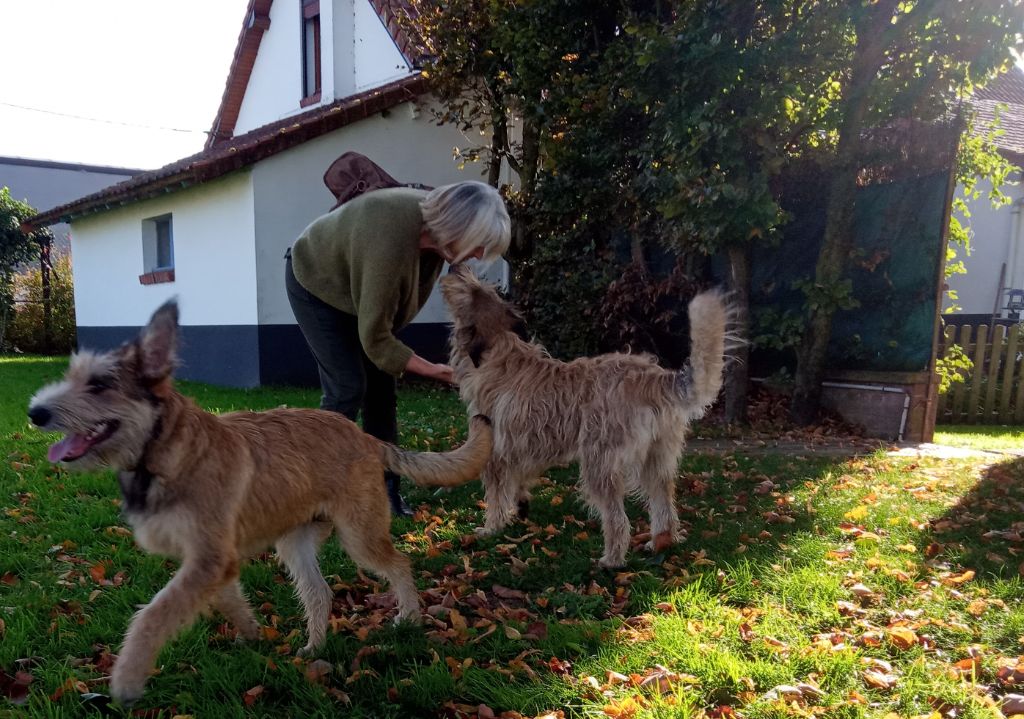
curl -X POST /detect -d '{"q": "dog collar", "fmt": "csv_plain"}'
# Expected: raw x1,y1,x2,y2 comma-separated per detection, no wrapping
119,415,164,513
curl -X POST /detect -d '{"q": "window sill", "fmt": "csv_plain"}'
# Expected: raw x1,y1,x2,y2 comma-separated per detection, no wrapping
139,269,175,285
299,91,321,108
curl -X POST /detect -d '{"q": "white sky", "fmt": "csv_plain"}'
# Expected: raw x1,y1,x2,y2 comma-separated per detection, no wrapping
0,0,250,170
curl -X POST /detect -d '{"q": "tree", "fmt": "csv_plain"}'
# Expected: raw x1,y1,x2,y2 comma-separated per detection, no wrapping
788,0,1023,425
411,0,1022,427
0,187,50,351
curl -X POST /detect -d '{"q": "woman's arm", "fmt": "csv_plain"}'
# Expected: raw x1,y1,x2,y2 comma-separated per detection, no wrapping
405,354,455,384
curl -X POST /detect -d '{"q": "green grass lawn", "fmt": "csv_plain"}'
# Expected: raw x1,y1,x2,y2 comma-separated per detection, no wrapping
934,425,1024,452
4,355,1024,718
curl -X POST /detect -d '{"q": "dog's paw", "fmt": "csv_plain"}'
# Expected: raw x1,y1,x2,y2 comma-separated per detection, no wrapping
597,556,627,571
394,612,422,627
296,644,318,658
644,530,677,554
474,526,498,538
235,624,260,644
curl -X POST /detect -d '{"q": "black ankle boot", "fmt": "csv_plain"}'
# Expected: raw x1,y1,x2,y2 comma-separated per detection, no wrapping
385,473,413,517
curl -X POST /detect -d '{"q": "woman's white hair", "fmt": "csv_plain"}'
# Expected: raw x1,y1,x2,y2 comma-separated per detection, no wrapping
420,181,511,264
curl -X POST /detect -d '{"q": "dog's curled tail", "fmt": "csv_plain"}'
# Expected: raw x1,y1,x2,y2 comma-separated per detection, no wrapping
380,415,493,487
675,289,729,415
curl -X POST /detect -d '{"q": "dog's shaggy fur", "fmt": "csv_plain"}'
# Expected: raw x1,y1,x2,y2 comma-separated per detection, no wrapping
440,265,727,568
27,300,492,703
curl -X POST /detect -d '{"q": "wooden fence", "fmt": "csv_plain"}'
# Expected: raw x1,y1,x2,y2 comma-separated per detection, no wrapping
937,323,1024,425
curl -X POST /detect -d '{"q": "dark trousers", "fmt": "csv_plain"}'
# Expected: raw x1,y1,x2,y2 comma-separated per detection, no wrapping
285,256,399,483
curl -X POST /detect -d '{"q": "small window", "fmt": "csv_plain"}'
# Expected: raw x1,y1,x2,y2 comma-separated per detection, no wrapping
139,214,175,285
301,0,321,105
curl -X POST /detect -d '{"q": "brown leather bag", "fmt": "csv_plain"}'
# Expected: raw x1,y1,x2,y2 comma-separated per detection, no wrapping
323,152,430,210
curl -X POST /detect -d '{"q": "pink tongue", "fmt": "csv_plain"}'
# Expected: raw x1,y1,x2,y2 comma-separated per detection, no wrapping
48,434,91,462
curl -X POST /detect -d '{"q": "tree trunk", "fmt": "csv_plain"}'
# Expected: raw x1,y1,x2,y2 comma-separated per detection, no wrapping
510,115,542,260
789,2,897,425
487,107,508,187
41,238,52,354
723,243,750,424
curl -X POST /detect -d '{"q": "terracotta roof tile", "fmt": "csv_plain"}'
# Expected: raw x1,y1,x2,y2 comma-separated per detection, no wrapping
970,65,1024,162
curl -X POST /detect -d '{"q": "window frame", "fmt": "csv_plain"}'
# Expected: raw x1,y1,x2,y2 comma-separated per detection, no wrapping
139,213,175,285
301,0,321,106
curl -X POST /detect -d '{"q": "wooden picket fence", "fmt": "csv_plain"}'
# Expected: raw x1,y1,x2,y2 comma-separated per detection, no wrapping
937,323,1024,424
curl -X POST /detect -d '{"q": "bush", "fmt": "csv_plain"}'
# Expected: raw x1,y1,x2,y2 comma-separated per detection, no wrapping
8,252,76,354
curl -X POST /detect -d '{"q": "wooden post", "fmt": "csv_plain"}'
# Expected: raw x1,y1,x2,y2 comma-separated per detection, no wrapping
984,324,1006,424
40,237,52,355
952,324,972,423
967,324,988,425
999,324,1019,423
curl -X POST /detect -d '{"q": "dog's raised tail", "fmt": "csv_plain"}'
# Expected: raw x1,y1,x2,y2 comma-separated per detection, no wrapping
379,415,493,487
675,290,729,415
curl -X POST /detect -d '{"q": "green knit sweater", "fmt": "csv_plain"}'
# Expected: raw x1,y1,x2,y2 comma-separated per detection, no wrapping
290,187,444,376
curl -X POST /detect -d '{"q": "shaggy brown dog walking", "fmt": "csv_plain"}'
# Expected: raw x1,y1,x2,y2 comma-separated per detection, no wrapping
27,300,492,704
441,266,727,569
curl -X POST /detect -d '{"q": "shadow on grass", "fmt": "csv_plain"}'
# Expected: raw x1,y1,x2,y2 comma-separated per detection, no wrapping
927,456,1024,579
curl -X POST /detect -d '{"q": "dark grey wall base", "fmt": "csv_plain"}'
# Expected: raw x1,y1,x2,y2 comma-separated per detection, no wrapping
77,323,451,388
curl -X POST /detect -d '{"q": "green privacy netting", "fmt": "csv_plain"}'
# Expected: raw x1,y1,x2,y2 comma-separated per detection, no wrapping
748,168,951,374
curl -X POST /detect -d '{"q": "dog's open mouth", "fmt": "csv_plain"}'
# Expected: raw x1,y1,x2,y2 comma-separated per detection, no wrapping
48,420,121,462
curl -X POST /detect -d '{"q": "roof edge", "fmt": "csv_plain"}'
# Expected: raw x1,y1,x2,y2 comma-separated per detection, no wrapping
206,0,274,149
0,155,146,176
25,74,429,231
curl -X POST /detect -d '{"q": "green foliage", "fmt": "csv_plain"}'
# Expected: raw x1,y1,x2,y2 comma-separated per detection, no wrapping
750,307,806,352
935,342,974,395
0,187,51,350
7,253,77,354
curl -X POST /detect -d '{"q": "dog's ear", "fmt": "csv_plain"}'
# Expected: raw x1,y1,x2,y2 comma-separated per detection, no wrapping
457,325,488,368
137,300,180,387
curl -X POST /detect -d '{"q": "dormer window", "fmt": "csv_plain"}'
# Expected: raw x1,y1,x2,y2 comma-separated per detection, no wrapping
301,0,321,106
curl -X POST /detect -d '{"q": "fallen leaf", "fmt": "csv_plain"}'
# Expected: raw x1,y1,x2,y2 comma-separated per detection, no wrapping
0,669,31,705
887,626,918,650
243,685,265,706
603,696,644,717
942,570,976,587
863,670,898,690
1001,694,1024,715
967,599,987,617
492,584,527,601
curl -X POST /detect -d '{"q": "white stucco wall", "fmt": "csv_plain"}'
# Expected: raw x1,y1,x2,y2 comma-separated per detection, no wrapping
233,0,304,136
70,171,257,328
944,174,1024,317
352,0,411,91
234,0,415,136
328,0,353,99
249,98,491,326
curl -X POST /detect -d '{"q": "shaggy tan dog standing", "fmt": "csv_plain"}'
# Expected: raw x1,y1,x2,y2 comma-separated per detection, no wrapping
27,300,492,704
441,265,727,568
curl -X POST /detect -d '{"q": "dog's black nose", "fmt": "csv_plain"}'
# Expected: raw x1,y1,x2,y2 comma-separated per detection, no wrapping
28,406,51,427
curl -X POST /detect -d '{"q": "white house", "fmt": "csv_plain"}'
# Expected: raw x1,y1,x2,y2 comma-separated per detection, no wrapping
27,0,507,387
943,66,1024,323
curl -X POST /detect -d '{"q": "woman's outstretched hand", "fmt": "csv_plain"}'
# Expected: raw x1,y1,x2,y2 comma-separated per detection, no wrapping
406,354,457,385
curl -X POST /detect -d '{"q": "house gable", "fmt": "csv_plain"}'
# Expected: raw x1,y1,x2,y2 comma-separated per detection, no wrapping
211,0,420,144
